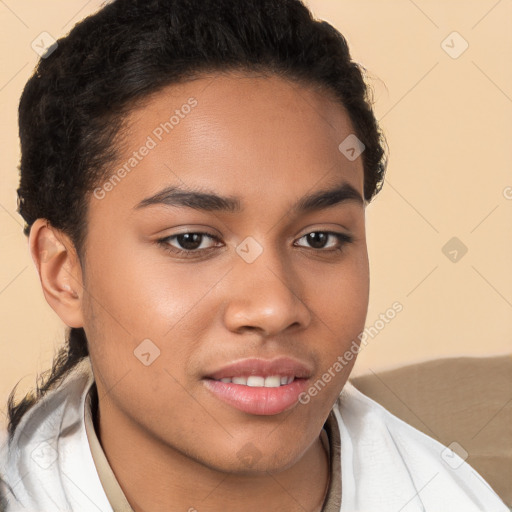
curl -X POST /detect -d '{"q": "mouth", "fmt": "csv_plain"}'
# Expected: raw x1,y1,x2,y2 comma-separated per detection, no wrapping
202,357,312,416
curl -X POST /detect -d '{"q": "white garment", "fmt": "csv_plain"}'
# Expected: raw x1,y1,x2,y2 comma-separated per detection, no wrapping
0,357,508,512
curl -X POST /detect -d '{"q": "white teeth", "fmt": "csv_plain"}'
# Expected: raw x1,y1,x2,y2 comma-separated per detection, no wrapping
264,376,281,388
247,376,265,387
218,375,295,387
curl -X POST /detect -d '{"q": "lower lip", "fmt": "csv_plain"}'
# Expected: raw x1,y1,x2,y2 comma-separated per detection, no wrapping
203,379,309,415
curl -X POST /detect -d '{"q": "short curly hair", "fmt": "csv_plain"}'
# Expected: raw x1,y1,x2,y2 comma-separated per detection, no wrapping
8,0,387,439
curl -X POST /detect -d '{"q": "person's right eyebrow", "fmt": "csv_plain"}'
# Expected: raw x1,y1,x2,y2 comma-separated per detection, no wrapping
133,181,364,214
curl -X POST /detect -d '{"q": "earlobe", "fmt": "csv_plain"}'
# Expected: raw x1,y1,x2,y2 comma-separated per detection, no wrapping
28,219,85,328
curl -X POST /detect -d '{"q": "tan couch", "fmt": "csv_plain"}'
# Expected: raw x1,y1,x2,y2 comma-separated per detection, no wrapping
350,355,512,507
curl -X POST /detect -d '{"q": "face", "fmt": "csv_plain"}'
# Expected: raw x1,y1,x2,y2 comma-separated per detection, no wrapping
81,72,369,474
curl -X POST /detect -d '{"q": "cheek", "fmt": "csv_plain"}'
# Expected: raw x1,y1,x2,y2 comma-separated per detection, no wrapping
81,233,219,389
299,278,368,416
305,247,369,381
83,233,195,338
310,248,369,330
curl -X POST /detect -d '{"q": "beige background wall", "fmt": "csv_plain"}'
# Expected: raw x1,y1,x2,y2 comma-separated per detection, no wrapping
1,0,511,429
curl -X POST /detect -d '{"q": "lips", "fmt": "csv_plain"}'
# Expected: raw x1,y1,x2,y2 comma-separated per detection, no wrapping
203,357,312,415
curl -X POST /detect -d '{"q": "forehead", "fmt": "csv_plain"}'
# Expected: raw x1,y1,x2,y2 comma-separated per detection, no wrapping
91,72,364,216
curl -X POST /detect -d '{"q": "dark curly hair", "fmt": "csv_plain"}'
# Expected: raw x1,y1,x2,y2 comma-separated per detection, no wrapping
7,0,387,439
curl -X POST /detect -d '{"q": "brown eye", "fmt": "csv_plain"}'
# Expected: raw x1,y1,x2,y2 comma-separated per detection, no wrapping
173,233,208,251
295,231,353,251
157,232,221,257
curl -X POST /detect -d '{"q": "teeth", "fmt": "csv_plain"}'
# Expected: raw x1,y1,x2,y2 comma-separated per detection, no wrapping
217,375,295,387
264,376,281,388
247,376,265,387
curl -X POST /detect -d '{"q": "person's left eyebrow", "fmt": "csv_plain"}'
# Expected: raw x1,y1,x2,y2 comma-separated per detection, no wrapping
133,181,364,214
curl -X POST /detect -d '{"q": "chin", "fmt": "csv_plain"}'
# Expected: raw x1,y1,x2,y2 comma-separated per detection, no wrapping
227,436,309,475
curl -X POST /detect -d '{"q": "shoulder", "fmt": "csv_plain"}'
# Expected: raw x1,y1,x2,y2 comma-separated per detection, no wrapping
332,381,509,512
0,358,112,511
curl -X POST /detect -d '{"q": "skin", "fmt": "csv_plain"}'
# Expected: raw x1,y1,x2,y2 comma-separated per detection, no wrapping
29,71,370,512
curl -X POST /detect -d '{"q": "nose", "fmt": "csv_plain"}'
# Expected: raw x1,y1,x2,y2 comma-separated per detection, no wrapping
222,243,312,337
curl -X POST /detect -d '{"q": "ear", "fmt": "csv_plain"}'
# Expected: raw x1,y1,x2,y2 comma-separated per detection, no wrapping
28,219,85,328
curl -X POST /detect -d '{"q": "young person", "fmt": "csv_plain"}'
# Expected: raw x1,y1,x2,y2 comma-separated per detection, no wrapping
0,0,508,510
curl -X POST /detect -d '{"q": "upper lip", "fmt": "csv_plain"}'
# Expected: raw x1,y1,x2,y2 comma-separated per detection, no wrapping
205,357,313,380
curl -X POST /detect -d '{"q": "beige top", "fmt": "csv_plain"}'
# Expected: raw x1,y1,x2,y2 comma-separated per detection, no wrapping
84,383,342,511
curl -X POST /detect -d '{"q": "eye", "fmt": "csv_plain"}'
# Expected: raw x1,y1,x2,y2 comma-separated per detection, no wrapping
295,231,353,252
156,232,222,258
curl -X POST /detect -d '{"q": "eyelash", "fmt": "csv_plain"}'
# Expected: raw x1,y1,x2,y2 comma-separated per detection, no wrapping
156,231,354,259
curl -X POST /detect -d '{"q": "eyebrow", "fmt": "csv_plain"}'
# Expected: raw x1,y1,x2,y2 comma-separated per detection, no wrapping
134,181,364,214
